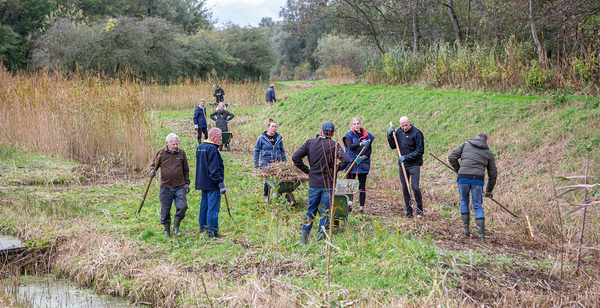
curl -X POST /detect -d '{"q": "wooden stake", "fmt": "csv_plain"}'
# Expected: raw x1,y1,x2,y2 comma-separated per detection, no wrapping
525,215,534,238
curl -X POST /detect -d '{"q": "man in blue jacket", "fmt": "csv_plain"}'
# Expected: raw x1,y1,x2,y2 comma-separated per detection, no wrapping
193,99,208,144
195,128,226,238
265,84,276,105
213,85,225,103
387,116,425,218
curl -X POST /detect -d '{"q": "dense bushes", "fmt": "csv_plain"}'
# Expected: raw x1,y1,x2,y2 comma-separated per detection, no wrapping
29,17,274,82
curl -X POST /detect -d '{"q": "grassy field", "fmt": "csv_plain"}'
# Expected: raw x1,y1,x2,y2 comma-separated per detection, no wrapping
1,83,600,307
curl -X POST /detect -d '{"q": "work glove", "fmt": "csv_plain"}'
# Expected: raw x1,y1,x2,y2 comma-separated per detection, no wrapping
398,156,405,163
355,155,367,165
149,171,156,178
389,126,395,134
195,124,198,129
484,190,493,198
359,139,371,147
219,182,226,195
184,184,190,194
226,119,230,122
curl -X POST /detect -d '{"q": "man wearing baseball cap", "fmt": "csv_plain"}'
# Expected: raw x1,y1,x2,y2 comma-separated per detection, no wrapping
292,122,350,245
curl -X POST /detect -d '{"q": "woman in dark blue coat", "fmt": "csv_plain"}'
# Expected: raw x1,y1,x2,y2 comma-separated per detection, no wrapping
254,118,287,198
343,117,375,214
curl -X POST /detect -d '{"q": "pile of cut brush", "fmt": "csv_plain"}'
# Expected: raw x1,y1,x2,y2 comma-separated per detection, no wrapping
255,162,308,183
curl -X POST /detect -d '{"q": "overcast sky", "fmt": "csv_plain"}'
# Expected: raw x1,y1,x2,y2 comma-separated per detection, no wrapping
206,0,287,28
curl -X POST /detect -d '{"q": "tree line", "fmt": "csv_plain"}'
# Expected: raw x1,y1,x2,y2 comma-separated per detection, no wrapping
1,0,599,91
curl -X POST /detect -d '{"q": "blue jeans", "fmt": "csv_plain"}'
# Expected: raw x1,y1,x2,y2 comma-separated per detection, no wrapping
302,187,333,235
458,183,484,219
199,190,221,237
159,186,188,224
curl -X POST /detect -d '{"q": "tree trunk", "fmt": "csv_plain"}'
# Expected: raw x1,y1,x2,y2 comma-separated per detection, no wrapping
412,1,421,53
529,0,546,65
466,0,471,41
446,0,463,45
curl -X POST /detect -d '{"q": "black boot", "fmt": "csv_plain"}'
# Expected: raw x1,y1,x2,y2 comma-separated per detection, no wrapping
173,217,182,236
300,230,309,246
164,223,171,237
476,218,485,239
461,213,470,236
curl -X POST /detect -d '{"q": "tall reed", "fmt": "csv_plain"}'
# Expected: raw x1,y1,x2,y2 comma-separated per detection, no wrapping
0,66,153,169
362,40,600,95
145,77,268,110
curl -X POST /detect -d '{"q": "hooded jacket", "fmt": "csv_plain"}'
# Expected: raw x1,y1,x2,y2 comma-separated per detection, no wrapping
448,137,498,192
254,132,287,168
343,128,375,174
150,147,190,188
210,109,234,132
292,135,350,188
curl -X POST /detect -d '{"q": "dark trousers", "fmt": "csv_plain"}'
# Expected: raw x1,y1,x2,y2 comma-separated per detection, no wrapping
199,190,221,237
398,164,423,215
159,186,188,224
347,173,368,208
197,127,208,142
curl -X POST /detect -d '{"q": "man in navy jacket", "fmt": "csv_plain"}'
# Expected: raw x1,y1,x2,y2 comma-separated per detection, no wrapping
193,99,208,144
195,128,226,238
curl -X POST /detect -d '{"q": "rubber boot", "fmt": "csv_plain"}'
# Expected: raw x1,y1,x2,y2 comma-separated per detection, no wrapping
300,230,309,246
316,231,326,242
461,213,470,236
164,223,171,237
476,218,485,239
173,217,181,236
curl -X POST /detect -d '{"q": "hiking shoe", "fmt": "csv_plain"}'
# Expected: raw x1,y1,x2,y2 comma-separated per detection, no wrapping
358,209,364,214
416,214,423,218
405,213,413,218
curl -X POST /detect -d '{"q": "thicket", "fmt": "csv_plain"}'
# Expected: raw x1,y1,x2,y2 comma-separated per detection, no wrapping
0,65,153,168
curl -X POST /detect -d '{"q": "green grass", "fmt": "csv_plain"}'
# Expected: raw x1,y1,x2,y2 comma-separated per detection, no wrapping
2,84,600,306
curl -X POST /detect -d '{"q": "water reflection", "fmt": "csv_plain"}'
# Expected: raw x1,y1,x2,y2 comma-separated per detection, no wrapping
4,275,138,308
0,235,22,250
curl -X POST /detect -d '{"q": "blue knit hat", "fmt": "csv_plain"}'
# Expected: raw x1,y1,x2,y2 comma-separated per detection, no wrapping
322,122,335,135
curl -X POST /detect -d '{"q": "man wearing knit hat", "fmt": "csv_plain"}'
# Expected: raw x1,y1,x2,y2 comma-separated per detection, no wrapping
292,122,350,245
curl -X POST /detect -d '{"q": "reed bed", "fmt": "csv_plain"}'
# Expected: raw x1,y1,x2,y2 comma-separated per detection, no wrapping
0,67,153,169
145,77,268,110
362,41,600,95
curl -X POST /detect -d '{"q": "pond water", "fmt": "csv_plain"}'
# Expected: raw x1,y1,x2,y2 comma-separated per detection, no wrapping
0,234,22,250
3,275,138,308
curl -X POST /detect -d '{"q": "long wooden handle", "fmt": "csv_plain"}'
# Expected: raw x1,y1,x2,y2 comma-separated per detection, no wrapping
342,145,367,179
429,152,457,174
429,151,531,236
138,151,162,215
390,122,414,201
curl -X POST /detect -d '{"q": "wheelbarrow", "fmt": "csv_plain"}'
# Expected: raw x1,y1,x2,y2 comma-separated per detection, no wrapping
219,132,233,151
265,180,302,205
331,179,359,230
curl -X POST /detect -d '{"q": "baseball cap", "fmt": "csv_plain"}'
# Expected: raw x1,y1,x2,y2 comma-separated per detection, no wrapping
322,122,335,135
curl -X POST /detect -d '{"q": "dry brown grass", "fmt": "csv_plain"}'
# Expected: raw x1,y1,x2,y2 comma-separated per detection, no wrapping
0,67,153,169
326,65,356,86
145,77,268,110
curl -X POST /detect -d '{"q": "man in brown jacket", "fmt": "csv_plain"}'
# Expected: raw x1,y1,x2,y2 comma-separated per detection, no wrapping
150,133,191,237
